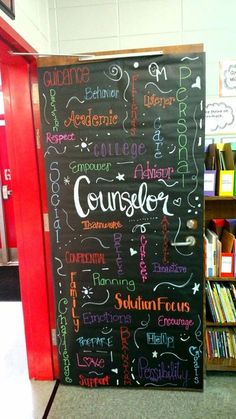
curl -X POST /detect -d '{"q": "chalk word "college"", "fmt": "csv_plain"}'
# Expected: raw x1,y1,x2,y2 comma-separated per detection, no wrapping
74,176,173,218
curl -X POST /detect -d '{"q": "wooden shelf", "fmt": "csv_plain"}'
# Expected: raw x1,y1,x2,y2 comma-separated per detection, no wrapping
206,357,236,371
206,277,236,282
205,196,236,201
206,322,236,327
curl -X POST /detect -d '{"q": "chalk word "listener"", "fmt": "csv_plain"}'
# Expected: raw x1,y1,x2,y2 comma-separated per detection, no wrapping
74,175,173,218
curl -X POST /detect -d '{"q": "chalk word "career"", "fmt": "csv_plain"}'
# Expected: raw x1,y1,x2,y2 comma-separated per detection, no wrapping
74,176,173,218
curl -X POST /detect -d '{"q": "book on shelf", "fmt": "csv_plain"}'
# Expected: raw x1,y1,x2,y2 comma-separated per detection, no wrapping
205,328,236,359
206,282,236,323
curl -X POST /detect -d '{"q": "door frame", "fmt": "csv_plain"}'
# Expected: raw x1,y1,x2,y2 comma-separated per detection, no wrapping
0,18,55,380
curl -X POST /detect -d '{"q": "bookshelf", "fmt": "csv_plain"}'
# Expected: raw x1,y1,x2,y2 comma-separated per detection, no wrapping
205,196,236,371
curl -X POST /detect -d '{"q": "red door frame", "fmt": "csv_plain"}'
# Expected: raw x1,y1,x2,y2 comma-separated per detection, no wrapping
0,18,56,379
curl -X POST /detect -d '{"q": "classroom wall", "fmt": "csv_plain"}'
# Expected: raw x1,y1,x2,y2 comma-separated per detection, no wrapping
48,0,236,98
0,0,51,51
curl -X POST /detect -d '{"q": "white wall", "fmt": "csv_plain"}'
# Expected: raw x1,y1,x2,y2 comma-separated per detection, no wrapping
48,0,236,98
0,0,51,52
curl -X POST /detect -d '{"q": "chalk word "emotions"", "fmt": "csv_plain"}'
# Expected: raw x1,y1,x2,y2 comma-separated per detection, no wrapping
144,94,175,109
82,311,132,325
69,161,112,174
133,161,174,180
46,132,75,144
92,272,135,292
114,293,190,312
146,332,174,348
42,66,90,88
74,176,173,218
64,108,118,128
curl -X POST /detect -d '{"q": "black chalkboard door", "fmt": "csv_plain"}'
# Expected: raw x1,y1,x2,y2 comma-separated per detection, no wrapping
37,52,205,390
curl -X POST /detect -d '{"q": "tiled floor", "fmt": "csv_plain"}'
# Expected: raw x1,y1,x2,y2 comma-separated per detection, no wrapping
1,302,236,419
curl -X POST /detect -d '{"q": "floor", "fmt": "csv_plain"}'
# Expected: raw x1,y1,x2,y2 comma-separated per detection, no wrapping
1,301,236,419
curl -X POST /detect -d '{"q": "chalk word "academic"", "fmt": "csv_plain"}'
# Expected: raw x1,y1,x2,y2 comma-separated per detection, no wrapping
74,176,173,218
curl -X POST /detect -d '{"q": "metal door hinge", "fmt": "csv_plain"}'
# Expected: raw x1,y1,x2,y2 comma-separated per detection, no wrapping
51,328,57,346
43,213,50,232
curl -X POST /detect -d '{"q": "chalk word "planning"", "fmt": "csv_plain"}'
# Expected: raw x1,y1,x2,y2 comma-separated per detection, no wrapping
92,272,135,292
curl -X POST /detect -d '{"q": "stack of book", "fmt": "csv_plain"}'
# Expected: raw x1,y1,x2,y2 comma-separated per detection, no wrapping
206,282,236,323
204,142,236,196
205,328,236,359
204,218,236,277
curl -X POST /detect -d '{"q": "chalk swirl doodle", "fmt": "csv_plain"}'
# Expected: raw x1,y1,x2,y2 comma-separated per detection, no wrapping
195,314,203,353
55,257,66,276
132,223,150,233
145,82,172,94
123,71,130,102
81,290,110,308
153,273,193,292
181,56,199,61
134,314,151,348
187,106,199,208
44,146,67,157
158,179,178,188
122,110,129,133
66,96,85,107
95,177,114,183
43,93,50,125
81,236,110,249
160,352,188,362
104,64,123,81
62,209,75,231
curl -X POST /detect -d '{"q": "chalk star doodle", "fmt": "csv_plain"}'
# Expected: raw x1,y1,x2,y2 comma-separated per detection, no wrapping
64,176,70,185
116,173,125,181
152,351,158,358
192,283,200,295
75,137,93,152
130,248,137,256
82,286,93,299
